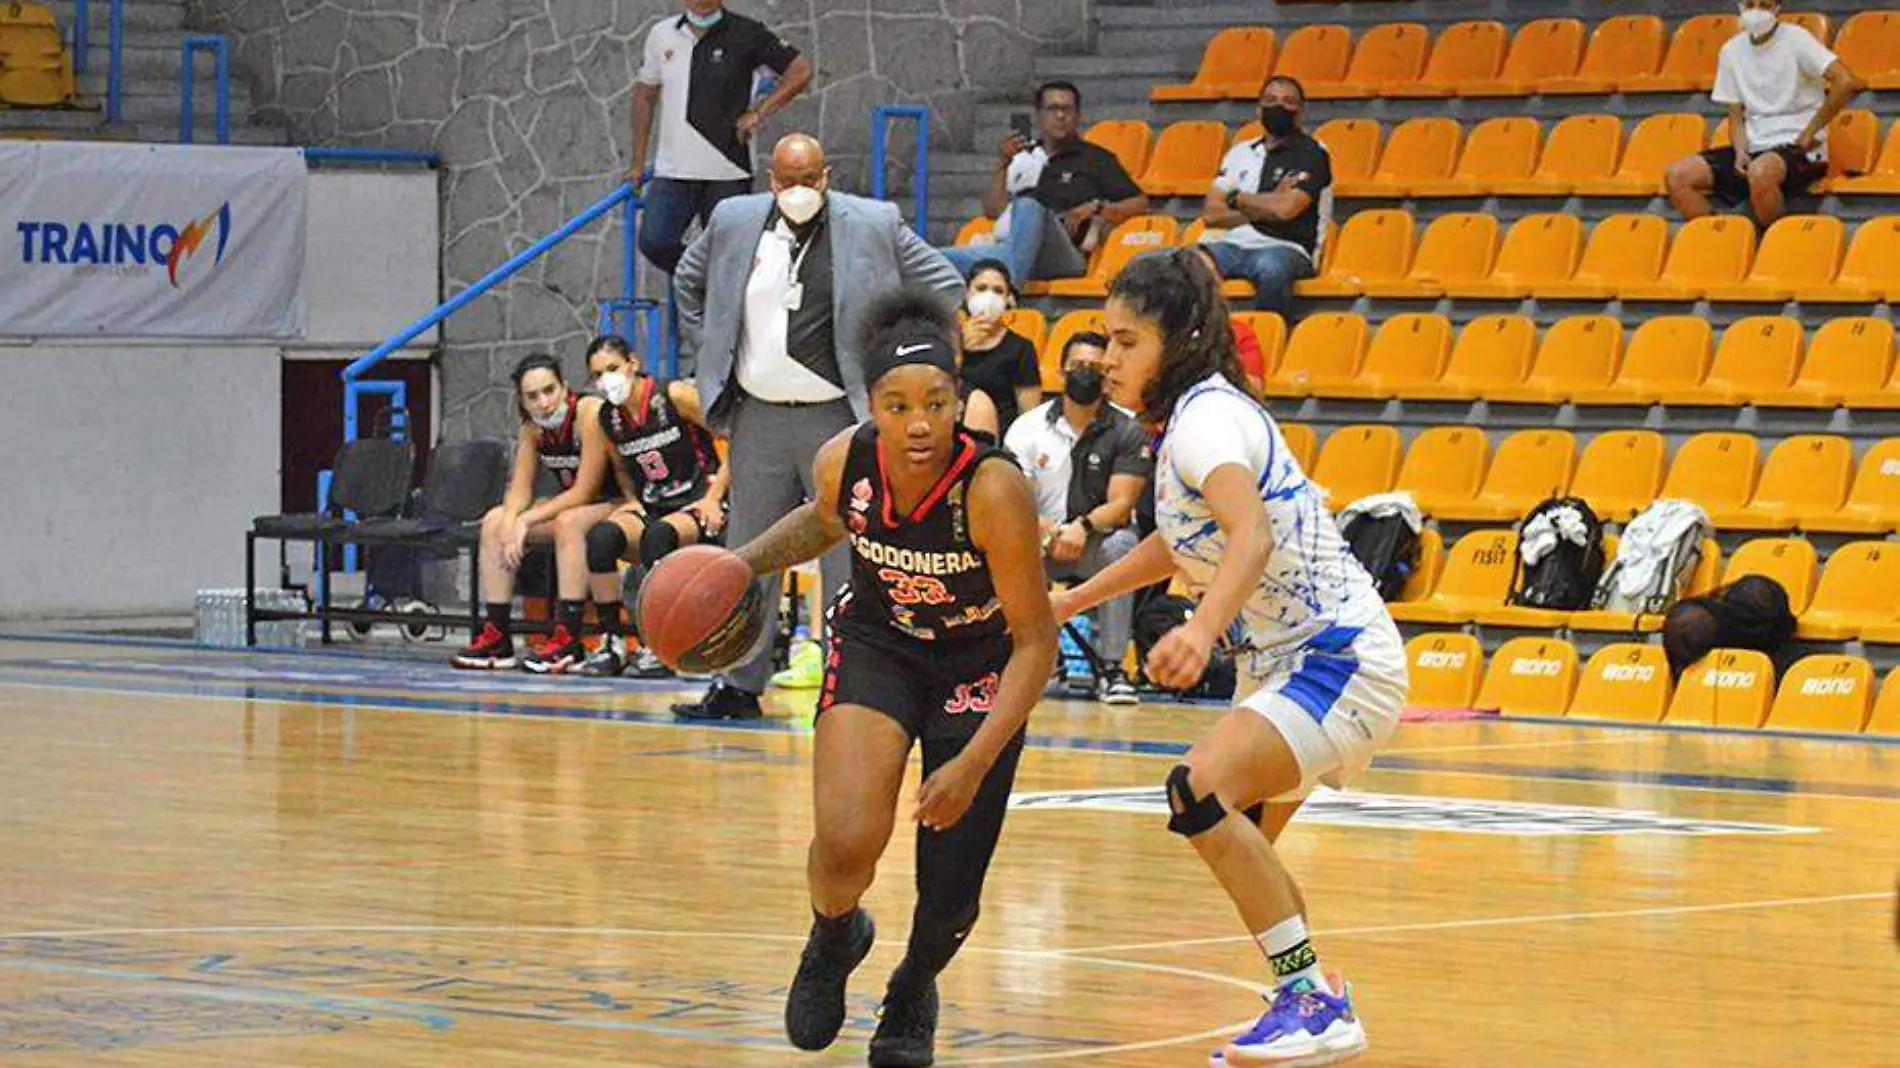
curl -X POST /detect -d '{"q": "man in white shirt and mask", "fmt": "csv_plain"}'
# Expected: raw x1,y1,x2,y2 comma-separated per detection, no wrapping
670,133,965,720
1664,0,1864,226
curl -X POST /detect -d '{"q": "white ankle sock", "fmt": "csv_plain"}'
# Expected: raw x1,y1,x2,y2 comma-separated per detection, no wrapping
1255,915,1332,994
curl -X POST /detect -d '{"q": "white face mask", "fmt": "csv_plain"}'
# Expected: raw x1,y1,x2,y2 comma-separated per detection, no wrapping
597,371,633,407
1739,7,1777,37
530,405,568,431
967,291,1008,322
777,185,824,226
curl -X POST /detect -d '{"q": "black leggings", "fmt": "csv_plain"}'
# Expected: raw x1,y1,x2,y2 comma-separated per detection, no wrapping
904,729,1025,976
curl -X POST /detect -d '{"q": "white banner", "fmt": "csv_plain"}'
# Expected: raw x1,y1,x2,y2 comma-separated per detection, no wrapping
0,142,307,337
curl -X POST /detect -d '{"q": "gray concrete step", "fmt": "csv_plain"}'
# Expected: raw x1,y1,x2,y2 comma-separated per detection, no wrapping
41,0,187,34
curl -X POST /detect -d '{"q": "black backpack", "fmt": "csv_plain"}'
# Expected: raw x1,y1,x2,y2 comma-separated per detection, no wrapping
1510,497,1606,611
1132,586,1237,700
1662,575,1798,676
1340,512,1420,601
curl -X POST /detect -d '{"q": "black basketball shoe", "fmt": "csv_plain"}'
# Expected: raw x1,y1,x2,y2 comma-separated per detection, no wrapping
784,908,875,1051
868,967,939,1068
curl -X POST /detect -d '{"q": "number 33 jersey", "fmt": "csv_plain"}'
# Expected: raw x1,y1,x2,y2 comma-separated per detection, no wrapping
831,422,1016,646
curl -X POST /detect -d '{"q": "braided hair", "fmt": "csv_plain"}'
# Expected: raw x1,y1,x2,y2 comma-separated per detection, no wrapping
1106,248,1245,426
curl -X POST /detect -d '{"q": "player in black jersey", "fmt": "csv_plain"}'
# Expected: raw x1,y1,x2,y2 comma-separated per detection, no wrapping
452,353,619,672
576,336,730,678
723,289,1055,1068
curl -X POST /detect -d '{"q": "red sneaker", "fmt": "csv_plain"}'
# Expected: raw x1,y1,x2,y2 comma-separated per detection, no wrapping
522,624,585,674
451,622,517,670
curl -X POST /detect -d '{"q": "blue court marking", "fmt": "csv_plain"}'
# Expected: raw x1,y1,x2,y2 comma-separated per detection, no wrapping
2,663,1898,803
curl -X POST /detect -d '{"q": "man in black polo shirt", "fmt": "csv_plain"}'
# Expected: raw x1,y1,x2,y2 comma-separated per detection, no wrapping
629,1,814,275
1196,76,1332,317
1003,331,1151,704
942,81,1150,284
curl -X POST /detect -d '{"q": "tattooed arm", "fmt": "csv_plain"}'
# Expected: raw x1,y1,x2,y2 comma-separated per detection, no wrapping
733,426,854,577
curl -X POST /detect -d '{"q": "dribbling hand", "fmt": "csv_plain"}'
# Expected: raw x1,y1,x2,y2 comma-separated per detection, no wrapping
915,753,985,832
1145,622,1214,691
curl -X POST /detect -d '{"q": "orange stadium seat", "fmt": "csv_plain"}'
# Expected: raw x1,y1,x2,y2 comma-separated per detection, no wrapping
1231,311,1288,382
1832,11,1900,90
1393,425,1490,516
1664,432,1762,524
1321,313,1453,399
1310,423,1403,508
1294,209,1413,297
1408,314,1538,403
1796,541,1900,640
1083,120,1153,179
1000,308,1047,352
1279,421,1318,472
1621,14,1737,92
1138,121,1228,197
1443,428,1576,523
1705,215,1844,303
1569,430,1666,522
1722,537,1818,615
1264,312,1368,398
1336,118,1460,198
1540,214,1668,300
954,216,994,247
1310,118,1385,186
1659,315,1803,406
1571,315,1712,406
1321,22,1431,99
1408,116,1541,197
1769,317,1894,410
1868,670,1900,735
1394,20,1507,98
1389,529,1517,625
1579,113,1707,196
1781,11,1832,44
1042,215,1177,298
1665,649,1775,728
1722,434,1851,531
1395,527,1447,607
1490,315,1624,405
1539,15,1666,95
1152,28,1276,102
1765,655,1875,734
1818,109,1880,191
1495,114,1622,196
1273,24,1354,97
1363,213,1499,299
1621,215,1755,301
1794,217,1900,303
1449,213,1582,300
1570,644,1674,724
1475,637,1579,717
1834,123,1900,195
0,3,73,107
1815,438,1900,534
1464,18,1585,97
1404,632,1485,710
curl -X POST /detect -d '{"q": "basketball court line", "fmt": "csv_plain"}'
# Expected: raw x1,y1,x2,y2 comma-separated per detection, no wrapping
3,674,1898,804
1053,889,1896,956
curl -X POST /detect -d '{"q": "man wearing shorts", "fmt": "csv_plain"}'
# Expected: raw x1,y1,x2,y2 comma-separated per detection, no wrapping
1665,0,1864,226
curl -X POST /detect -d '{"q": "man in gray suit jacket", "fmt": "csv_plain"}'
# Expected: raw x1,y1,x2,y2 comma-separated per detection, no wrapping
671,133,964,720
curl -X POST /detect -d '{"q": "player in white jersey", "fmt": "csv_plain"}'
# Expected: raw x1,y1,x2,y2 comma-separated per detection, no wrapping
1054,249,1406,1068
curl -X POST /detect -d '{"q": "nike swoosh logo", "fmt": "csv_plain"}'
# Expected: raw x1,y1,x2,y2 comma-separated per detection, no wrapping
896,342,933,357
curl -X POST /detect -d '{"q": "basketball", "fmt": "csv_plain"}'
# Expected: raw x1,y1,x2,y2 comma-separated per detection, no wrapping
635,545,764,674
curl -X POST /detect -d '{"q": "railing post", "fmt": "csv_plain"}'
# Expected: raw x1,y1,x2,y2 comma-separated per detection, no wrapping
181,35,231,145
105,0,122,123
73,0,88,75
870,105,930,237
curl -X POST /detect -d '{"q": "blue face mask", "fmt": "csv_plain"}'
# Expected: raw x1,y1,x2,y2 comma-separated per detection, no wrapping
684,7,723,28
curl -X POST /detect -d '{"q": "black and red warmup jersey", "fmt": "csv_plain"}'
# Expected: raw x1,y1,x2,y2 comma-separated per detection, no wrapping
599,377,720,511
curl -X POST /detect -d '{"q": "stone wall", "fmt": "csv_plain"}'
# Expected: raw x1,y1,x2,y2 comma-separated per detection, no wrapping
186,0,1091,437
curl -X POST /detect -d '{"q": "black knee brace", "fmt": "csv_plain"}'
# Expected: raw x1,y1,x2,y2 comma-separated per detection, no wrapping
1165,764,1227,838
638,520,681,567
585,521,629,573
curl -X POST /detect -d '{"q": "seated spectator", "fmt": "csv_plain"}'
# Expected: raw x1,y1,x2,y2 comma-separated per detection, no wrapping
943,81,1149,285
1664,0,1863,226
453,353,622,674
957,259,1045,432
1003,331,1151,704
578,336,730,679
1196,76,1331,318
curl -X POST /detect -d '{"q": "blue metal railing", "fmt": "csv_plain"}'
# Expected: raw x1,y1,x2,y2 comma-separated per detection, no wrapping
304,147,440,166
340,182,647,444
101,0,123,124
180,35,231,145
869,105,930,237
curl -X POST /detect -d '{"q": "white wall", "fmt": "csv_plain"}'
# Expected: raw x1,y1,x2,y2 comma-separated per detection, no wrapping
0,168,440,619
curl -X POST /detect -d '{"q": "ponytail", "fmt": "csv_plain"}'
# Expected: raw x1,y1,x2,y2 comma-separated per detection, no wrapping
1106,248,1244,426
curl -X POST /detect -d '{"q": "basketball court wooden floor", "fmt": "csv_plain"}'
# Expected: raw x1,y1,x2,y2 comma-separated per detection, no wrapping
0,635,1894,1067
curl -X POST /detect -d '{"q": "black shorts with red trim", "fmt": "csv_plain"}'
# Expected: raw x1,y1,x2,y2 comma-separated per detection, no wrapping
818,620,1014,742
1699,144,1827,207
